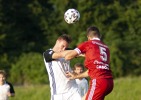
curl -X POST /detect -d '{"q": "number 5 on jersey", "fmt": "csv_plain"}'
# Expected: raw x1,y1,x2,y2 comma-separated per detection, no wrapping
99,46,107,62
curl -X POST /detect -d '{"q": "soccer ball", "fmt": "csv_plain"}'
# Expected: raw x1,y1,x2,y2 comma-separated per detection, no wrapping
64,8,80,24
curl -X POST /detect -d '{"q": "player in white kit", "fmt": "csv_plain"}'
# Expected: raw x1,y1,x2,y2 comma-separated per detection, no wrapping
0,70,14,100
73,63,88,98
43,34,81,100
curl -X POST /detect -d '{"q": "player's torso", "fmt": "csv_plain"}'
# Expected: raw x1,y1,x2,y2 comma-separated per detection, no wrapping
84,40,109,66
0,83,10,100
79,40,112,79
75,78,88,97
44,58,77,94
76,78,87,89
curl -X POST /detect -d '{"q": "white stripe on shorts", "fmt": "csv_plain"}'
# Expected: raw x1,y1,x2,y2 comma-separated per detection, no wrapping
88,79,96,100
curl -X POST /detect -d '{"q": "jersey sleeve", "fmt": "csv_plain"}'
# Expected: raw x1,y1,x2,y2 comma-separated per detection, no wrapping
74,42,87,54
6,82,15,93
43,49,54,62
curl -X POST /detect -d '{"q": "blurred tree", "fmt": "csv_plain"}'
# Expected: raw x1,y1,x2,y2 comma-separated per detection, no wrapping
0,0,141,84
9,52,48,85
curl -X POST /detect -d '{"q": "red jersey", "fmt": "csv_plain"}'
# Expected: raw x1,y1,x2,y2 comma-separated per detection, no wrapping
75,38,113,79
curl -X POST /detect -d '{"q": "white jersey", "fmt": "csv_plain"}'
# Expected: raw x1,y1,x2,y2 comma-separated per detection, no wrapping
0,82,10,100
44,57,81,100
75,78,88,97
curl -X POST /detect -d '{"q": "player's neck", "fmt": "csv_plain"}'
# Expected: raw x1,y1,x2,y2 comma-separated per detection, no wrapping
0,81,4,85
52,46,59,52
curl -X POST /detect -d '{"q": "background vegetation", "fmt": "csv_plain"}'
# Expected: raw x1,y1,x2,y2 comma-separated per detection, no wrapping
9,77,141,100
0,0,141,96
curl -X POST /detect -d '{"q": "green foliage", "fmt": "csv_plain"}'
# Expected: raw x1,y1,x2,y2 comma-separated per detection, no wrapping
9,52,48,85
0,0,141,84
0,54,11,74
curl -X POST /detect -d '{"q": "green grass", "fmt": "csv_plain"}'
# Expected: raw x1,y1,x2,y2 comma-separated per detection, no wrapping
10,77,141,100
9,85,50,100
105,77,141,100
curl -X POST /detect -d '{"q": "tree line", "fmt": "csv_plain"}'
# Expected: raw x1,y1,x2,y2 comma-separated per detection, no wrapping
0,0,141,85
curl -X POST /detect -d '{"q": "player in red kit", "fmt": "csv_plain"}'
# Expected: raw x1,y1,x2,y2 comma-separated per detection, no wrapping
64,26,114,100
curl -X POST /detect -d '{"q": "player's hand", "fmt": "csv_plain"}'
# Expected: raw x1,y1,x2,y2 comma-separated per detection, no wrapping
66,71,77,80
76,53,85,58
7,92,12,96
79,53,85,57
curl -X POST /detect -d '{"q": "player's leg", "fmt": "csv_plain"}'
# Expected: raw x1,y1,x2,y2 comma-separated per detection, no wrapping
85,78,113,100
104,78,114,96
85,79,96,100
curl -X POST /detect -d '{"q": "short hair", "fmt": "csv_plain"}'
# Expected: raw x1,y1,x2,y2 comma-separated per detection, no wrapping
86,26,101,38
0,70,6,77
74,63,84,70
58,34,72,43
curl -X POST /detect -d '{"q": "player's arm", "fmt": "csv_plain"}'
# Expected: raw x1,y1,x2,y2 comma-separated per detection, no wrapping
76,53,85,58
66,70,89,79
43,50,55,62
7,92,15,97
43,49,71,62
65,44,85,60
82,93,87,100
6,82,15,97
64,50,79,60
83,80,88,95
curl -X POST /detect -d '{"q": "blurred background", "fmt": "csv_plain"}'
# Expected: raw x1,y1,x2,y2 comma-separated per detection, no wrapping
0,0,141,99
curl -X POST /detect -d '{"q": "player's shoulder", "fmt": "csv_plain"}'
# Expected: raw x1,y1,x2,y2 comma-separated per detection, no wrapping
78,41,89,47
2,82,10,88
43,48,52,54
6,81,13,87
6,81,12,85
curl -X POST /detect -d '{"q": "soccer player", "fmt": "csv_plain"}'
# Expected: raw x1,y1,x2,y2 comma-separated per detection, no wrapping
43,34,81,100
65,26,114,100
73,63,88,98
0,70,15,100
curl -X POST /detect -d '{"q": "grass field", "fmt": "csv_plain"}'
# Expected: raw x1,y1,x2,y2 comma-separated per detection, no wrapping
9,77,141,100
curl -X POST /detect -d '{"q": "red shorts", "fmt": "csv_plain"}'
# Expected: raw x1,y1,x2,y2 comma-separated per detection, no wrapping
86,78,113,100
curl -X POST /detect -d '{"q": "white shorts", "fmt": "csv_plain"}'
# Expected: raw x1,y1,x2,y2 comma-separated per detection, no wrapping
51,89,81,100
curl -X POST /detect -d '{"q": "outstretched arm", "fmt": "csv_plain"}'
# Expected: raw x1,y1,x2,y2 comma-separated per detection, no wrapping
43,49,72,62
66,70,88,79
65,50,79,60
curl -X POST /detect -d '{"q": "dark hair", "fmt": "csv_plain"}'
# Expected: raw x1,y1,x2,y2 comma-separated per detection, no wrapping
58,34,72,43
86,26,101,38
0,70,6,77
74,63,84,70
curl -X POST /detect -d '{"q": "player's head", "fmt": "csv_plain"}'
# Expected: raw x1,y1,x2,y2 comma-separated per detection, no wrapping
73,63,84,74
0,70,6,84
86,26,101,40
55,34,72,52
